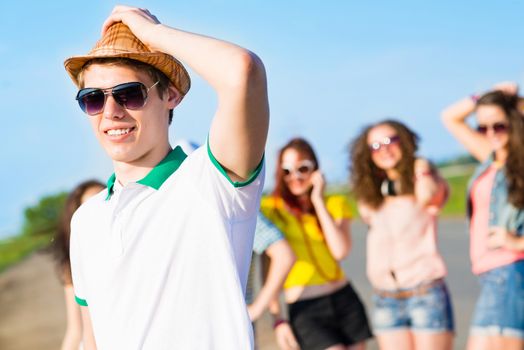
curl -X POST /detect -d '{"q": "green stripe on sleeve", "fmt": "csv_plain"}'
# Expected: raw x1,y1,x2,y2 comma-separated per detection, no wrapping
75,295,88,307
207,141,264,188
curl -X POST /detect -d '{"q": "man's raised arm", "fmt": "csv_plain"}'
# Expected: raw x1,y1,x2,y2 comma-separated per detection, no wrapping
102,6,269,181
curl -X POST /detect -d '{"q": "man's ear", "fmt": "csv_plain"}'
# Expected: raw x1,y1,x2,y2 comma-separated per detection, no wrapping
166,84,182,109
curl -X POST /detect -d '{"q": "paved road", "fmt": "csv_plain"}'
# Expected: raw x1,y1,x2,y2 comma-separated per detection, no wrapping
0,219,476,350
0,251,65,350
258,219,477,350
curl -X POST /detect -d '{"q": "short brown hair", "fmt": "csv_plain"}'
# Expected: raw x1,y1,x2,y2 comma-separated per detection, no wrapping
77,57,175,124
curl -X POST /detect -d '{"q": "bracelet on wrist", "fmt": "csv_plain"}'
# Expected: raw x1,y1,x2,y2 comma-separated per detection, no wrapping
273,319,288,329
414,171,432,181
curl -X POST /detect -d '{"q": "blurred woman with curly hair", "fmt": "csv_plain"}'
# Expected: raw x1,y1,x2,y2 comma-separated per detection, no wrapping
350,120,454,350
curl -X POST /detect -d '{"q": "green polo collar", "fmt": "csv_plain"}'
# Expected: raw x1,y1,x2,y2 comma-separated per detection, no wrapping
106,146,187,200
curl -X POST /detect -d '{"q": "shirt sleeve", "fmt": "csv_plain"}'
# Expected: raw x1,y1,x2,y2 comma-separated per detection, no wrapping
326,195,352,220
253,214,284,255
183,141,265,293
69,213,88,307
187,141,265,221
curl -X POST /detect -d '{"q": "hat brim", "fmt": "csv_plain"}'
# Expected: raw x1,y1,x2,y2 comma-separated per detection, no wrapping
64,51,191,96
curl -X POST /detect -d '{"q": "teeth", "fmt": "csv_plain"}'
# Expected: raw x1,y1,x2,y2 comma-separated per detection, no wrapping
107,128,131,136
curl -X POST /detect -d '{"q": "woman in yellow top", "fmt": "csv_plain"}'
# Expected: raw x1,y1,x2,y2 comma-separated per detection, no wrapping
261,138,372,350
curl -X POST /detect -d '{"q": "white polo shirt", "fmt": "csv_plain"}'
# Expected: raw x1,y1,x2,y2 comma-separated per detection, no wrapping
70,144,264,349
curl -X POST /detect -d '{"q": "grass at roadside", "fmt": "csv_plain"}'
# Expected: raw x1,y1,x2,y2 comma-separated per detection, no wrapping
440,172,470,217
0,234,52,273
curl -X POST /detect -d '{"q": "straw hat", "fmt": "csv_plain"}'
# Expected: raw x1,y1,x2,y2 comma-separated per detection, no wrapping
64,23,191,96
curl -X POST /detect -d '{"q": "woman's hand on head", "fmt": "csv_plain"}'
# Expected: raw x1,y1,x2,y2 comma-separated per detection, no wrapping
493,81,519,96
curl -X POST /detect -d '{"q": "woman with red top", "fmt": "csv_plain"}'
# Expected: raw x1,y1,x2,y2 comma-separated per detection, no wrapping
442,82,524,350
261,137,372,350
350,120,454,350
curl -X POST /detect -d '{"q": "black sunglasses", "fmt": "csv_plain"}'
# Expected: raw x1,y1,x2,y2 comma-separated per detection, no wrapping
476,122,509,135
76,81,159,116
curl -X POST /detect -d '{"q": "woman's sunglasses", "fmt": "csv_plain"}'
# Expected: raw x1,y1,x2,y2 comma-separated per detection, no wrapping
282,160,315,178
476,122,509,135
368,135,401,153
76,81,159,116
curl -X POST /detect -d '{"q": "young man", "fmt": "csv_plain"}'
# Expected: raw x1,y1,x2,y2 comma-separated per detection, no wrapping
64,6,268,349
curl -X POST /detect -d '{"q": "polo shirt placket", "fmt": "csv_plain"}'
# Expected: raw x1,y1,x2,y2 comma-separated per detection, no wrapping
108,184,150,257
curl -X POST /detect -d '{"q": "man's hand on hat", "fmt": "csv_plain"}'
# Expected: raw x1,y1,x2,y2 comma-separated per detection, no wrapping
102,6,161,50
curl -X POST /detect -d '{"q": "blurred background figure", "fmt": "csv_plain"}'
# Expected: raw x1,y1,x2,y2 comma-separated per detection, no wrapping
261,137,372,350
442,82,524,350
246,214,295,350
350,120,454,350
50,180,105,350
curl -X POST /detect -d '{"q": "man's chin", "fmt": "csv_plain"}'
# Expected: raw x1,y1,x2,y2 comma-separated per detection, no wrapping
105,148,134,163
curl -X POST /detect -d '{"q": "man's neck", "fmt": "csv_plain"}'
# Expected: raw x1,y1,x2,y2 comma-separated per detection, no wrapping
113,145,172,186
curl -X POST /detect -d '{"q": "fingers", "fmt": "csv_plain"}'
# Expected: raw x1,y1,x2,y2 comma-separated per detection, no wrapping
285,334,299,349
247,305,255,321
101,6,160,36
493,81,519,96
487,226,505,249
275,324,299,350
141,8,159,23
414,158,431,173
311,170,325,185
101,5,132,34
310,171,326,202
276,323,299,350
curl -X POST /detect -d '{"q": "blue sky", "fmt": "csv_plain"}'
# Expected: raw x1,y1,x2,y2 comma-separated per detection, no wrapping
2,1,523,238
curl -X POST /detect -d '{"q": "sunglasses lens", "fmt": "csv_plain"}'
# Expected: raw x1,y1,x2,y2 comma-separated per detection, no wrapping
297,165,311,174
77,89,105,115
369,135,400,153
389,135,401,144
476,125,488,134
493,123,508,133
113,83,147,110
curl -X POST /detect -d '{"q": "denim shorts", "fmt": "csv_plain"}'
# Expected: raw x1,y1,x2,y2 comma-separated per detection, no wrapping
470,259,524,338
372,279,454,333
